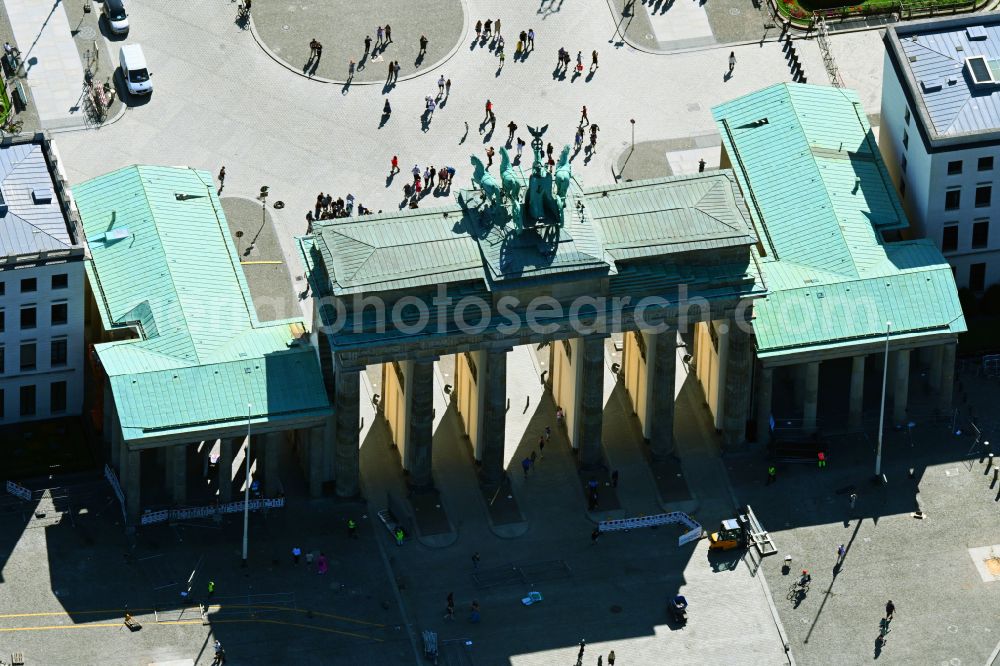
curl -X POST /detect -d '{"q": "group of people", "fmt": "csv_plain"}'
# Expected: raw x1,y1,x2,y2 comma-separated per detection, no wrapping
398,163,457,208
307,191,376,228
444,592,481,623
556,48,599,76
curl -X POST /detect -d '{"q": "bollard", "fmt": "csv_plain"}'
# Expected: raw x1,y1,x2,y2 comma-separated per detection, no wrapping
989,453,995,470
993,468,998,486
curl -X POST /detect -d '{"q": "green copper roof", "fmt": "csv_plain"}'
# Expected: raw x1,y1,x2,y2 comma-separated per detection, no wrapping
713,84,965,357
75,166,330,443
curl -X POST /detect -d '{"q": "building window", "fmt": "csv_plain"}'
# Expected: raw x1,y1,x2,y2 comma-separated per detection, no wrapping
0,310,4,333
50,302,67,326
970,262,987,291
904,107,911,125
0,346,4,374
979,156,994,172
50,380,66,413
20,277,36,293
0,388,4,419
948,160,963,175
0,282,4,296
20,306,36,330
51,273,68,290
976,185,992,208
942,225,959,252
945,189,961,210
972,220,990,249
902,130,909,150
19,342,35,371
901,154,907,174
19,385,35,417
50,339,67,367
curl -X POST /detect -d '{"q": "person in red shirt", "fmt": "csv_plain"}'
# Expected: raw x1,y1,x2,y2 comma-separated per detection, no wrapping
390,155,399,175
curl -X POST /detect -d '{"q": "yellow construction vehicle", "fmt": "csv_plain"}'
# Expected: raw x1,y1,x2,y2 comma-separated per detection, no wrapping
708,517,747,551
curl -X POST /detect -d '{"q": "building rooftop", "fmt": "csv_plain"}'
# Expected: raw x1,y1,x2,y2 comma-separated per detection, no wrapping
0,136,78,259
885,13,1000,146
305,170,758,296
75,166,330,444
713,83,966,358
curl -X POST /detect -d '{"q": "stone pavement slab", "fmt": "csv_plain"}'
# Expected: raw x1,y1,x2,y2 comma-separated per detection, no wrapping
250,0,465,84
6,0,85,124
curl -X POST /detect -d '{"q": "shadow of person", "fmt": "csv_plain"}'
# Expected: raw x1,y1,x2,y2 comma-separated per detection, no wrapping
414,53,425,67
585,70,595,83
309,57,321,76
358,54,368,70
386,172,395,187
379,113,391,129
571,69,581,83
483,127,495,143
496,65,503,77
303,56,315,74
341,80,351,95
723,70,733,82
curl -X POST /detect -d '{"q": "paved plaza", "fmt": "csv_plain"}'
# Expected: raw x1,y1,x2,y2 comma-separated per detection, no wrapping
0,0,998,664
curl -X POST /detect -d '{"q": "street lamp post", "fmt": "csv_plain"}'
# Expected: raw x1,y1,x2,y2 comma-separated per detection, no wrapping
241,402,251,567
630,118,635,152
874,322,891,478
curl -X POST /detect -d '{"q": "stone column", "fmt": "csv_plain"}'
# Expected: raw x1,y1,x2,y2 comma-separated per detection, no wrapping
480,349,508,485
939,342,956,412
722,322,752,447
407,360,436,488
335,367,361,498
849,355,865,429
263,431,283,496
578,336,606,468
649,332,677,459
756,364,773,446
802,361,820,433
928,345,943,393
218,438,235,503
168,445,187,506
308,426,325,498
122,444,141,530
893,349,910,425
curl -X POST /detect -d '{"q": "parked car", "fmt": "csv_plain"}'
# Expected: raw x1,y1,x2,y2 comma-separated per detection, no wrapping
102,0,129,34
119,44,151,95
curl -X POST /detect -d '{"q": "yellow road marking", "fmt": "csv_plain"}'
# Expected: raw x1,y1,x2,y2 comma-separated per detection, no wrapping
0,609,153,619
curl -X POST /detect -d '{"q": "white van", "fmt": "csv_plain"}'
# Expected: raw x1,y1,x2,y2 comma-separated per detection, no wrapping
119,44,151,95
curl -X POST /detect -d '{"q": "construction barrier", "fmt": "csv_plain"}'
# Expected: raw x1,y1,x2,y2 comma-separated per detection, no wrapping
5,479,31,502
104,464,126,523
598,511,704,547
140,497,286,526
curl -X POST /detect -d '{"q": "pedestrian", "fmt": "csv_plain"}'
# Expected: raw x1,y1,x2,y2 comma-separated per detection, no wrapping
837,543,846,563
427,97,436,116
598,656,603,666
885,600,895,620
528,28,535,50
394,60,401,80
446,165,456,184
385,25,392,43
611,470,619,488
475,20,482,40
438,75,445,94
472,551,481,569
516,137,525,159
591,50,598,71
484,19,493,37
520,29,527,44
383,99,392,116
579,639,587,660
213,639,226,665
445,78,452,96
574,127,583,151
486,146,495,168
428,166,437,188
317,552,328,574
516,40,523,57
348,59,355,79
728,50,736,73
522,456,531,477
484,99,493,123
394,527,405,546
415,178,423,196
580,105,589,126
419,35,428,55
507,120,518,141
556,406,564,425
544,425,551,443
495,18,501,37
699,158,706,172
218,165,226,187
546,142,554,159
470,600,481,623
348,517,358,538
817,451,826,468
305,550,314,568
608,650,616,665
445,592,455,620
412,164,421,180
849,492,858,509
315,193,323,218
292,546,301,564
377,25,384,47
576,50,583,72
207,580,216,599
498,49,505,67
530,450,538,466
386,59,394,84
766,465,776,485
557,47,565,70
364,35,372,54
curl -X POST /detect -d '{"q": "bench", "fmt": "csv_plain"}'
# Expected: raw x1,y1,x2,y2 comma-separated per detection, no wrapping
12,80,27,111
3,53,16,76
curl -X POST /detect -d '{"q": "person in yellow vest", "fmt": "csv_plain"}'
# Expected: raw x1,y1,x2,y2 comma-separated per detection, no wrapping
348,518,358,539
394,527,404,546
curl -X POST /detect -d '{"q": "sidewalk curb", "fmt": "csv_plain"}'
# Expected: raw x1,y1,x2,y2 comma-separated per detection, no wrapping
246,2,470,87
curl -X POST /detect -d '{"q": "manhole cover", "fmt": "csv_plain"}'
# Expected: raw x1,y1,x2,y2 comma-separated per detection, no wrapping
75,26,97,40
609,605,622,613
986,557,1000,575
729,7,741,14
